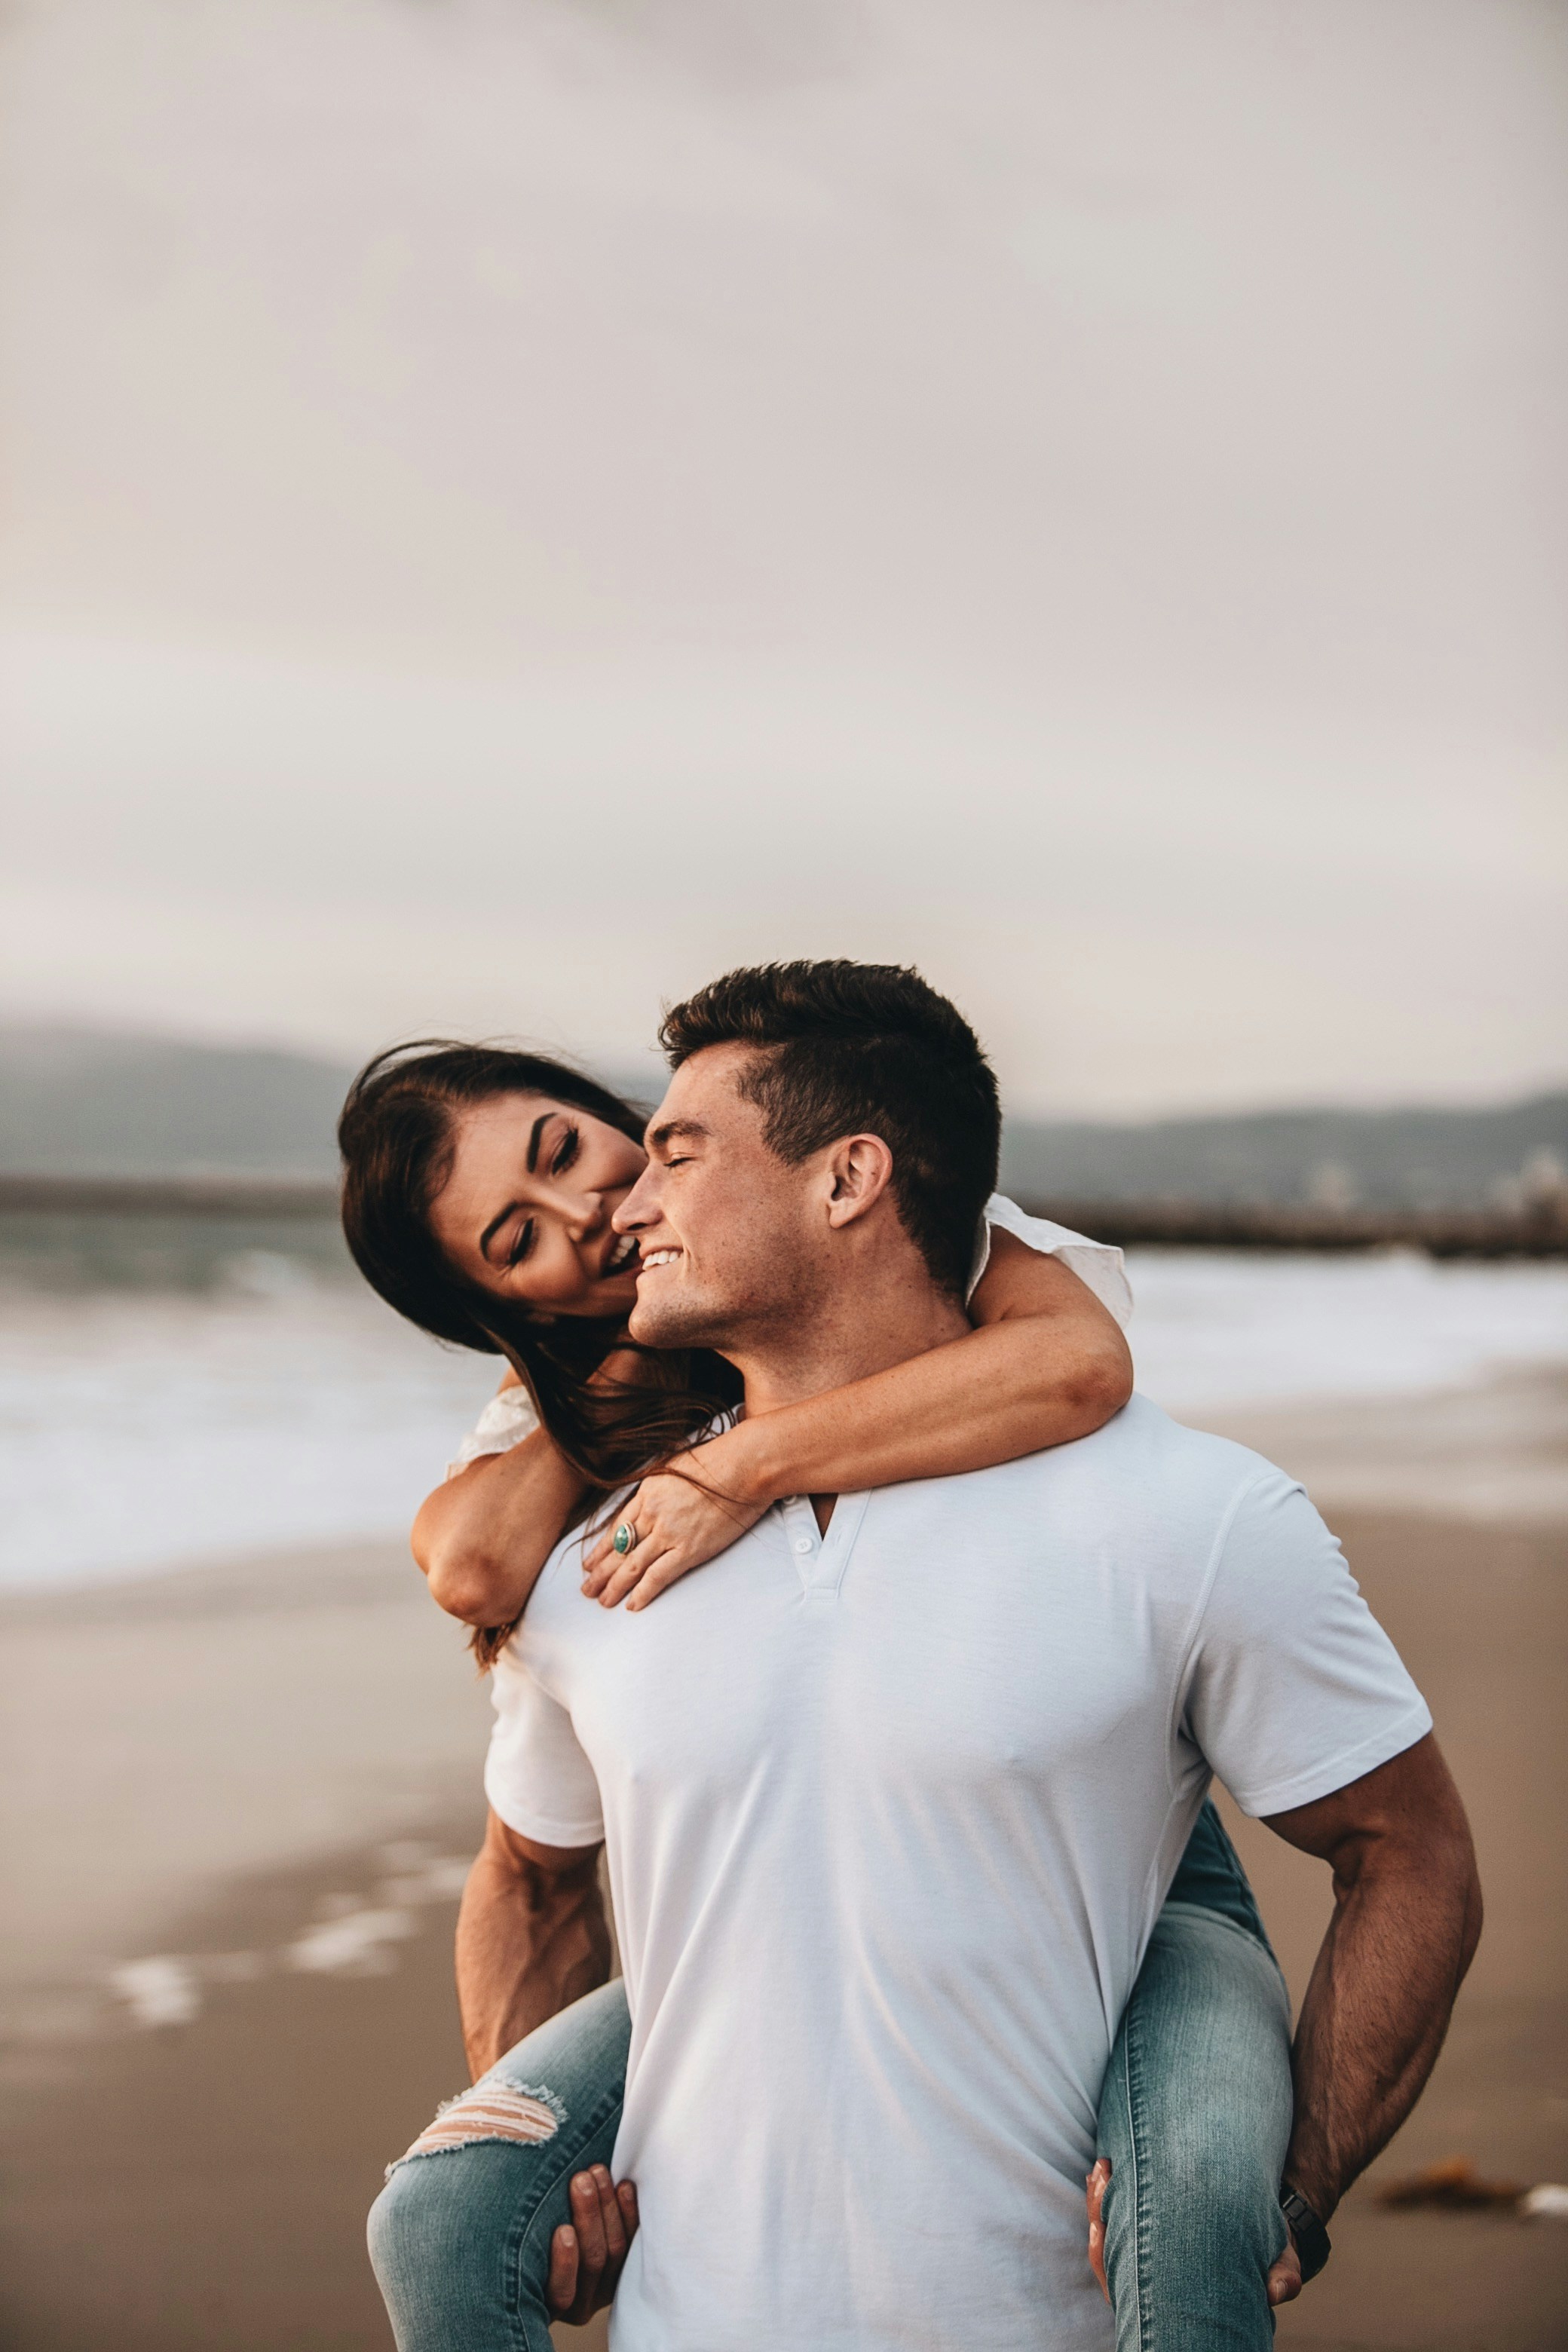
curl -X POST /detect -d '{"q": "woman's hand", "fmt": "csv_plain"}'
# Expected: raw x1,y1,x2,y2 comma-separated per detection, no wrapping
580,1450,770,1612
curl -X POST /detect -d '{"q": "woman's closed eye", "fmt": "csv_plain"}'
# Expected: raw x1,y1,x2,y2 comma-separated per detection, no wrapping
550,1123,580,1178
507,1217,537,1269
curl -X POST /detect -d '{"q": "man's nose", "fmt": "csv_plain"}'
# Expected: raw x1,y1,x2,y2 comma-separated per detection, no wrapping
613,1168,660,1233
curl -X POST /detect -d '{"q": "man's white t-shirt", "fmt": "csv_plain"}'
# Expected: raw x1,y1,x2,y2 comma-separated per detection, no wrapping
484,1297,1429,2351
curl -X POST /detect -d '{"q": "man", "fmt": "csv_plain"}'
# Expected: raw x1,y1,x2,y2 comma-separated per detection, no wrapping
379,961,1479,2350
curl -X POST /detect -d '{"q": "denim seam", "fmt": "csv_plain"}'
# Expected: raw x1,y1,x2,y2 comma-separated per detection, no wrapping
1119,1989,1153,2352
501,2082,626,2339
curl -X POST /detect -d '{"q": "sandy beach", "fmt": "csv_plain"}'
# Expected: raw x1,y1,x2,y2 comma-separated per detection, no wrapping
2,1381,1565,2351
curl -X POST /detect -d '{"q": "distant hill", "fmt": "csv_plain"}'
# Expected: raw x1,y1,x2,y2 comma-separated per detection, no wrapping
0,1028,658,1181
2,1027,1563,1211
0,1030,354,1178
1000,1096,1568,1214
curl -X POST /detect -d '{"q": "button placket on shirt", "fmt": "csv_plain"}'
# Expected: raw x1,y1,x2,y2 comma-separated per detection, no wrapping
782,1491,871,1600
782,1494,838,1599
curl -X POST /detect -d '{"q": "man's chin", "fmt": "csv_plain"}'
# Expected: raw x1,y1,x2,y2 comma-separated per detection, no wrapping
627,1286,719,1352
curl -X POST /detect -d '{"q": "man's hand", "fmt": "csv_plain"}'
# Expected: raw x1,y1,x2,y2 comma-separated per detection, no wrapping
1084,2159,1303,2309
547,2165,639,2324
581,1458,767,1611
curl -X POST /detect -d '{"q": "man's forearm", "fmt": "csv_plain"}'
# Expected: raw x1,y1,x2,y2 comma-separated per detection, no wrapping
1272,1745,1482,2217
455,1830,612,2080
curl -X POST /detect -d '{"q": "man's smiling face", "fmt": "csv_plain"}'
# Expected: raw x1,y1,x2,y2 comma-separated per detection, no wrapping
614,1044,828,1354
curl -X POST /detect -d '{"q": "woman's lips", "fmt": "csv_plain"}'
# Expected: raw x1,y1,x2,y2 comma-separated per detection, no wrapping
602,1233,639,1276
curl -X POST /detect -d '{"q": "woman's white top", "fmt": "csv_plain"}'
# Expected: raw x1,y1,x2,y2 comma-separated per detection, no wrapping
446,1196,1129,1476
449,1383,547,1477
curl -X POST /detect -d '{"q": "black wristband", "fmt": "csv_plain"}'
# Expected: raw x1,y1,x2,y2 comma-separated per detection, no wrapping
1279,2187,1332,2282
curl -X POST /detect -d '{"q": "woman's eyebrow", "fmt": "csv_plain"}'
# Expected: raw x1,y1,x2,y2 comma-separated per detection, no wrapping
525,1111,551,1173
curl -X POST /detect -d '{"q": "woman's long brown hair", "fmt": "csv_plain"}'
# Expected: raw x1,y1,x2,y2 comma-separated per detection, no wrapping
338,1042,741,1663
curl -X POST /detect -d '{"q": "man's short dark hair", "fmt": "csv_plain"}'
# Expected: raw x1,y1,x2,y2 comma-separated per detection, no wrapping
659,961,1000,1297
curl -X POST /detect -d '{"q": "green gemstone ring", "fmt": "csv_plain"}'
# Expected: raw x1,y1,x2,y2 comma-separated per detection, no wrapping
612,1521,635,1556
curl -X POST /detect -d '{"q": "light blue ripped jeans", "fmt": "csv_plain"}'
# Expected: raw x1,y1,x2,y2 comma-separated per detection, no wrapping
369,1802,1294,2351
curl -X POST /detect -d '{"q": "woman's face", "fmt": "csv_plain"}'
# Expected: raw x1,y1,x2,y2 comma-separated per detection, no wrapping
429,1092,648,1321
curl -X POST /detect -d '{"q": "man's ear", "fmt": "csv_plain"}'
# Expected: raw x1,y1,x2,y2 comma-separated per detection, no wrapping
823,1134,895,1230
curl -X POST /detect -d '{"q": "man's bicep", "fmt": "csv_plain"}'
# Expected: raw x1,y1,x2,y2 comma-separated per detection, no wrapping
1261,1732,1461,1865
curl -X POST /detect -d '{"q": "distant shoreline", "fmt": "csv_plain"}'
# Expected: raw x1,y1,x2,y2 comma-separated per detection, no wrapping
2,1172,1564,1257
0,1173,341,1218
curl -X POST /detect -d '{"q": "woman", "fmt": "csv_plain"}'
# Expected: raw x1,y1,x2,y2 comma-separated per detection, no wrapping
341,1042,1297,2351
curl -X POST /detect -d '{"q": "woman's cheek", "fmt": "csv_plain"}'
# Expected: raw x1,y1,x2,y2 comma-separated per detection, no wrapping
546,1236,601,1309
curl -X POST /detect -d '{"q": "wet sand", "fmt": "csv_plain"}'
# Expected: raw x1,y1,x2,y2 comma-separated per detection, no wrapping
0,1537,494,2021
2,1399,1565,2350
1217,1508,1568,2350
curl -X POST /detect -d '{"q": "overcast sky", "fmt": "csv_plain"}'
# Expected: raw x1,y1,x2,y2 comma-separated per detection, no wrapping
2,0,1563,1114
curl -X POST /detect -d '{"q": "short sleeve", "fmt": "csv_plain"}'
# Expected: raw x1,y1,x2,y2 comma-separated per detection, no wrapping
448,1382,541,1479
968,1193,1133,1328
484,1647,606,1848
1184,1472,1432,1818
